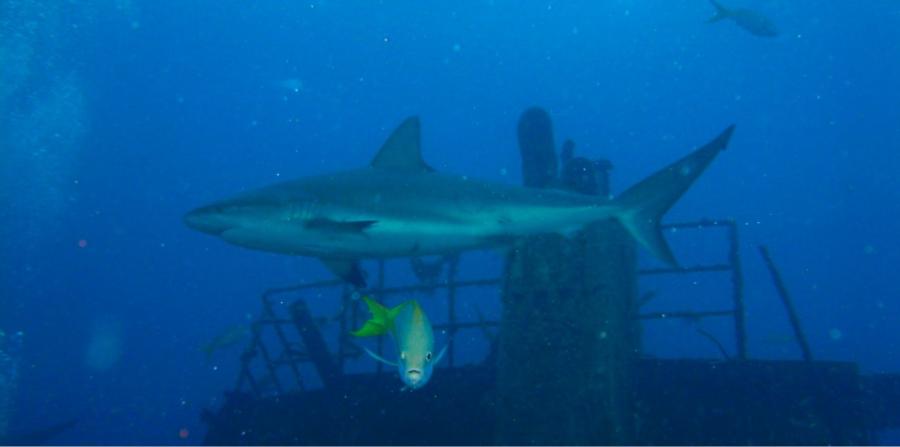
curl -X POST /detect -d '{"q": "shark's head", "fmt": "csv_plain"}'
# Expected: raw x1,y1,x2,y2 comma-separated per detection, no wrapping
183,190,311,251
183,194,286,236
183,201,240,236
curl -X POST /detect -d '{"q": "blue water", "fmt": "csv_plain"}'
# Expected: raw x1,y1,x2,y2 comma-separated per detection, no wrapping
1,0,899,444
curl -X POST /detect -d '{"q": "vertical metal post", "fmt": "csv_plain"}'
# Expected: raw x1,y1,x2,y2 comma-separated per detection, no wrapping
595,159,613,198
759,245,813,362
728,221,747,360
251,321,284,395
349,289,358,373
376,260,386,375
338,286,349,373
262,295,305,389
446,258,459,368
290,300,342,388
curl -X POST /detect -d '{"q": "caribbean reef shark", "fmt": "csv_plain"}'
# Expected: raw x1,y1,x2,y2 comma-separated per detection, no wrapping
185,117,735,287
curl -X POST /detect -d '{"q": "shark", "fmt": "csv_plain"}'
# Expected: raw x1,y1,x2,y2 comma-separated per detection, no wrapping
184,117,735,287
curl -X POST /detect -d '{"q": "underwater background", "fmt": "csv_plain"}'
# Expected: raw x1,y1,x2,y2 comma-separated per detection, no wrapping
1,0,899,444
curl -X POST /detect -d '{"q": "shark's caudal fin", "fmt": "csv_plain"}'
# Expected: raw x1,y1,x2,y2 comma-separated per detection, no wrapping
613,125,735,266
352,296,404,337
707,0,731,23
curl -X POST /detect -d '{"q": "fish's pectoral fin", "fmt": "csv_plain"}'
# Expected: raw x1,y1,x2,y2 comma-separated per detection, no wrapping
320,258,367,288
361,346,399,367
433,345,448,365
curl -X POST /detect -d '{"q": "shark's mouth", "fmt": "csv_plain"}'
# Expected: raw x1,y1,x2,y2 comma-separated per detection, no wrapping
406,369,422,379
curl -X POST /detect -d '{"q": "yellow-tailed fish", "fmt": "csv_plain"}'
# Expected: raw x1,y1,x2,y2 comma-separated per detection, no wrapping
352,297,446,390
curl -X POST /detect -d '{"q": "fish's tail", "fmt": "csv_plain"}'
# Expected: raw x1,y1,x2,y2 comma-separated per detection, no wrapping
352,296,403,337
707,0,730,22
612,125,735,266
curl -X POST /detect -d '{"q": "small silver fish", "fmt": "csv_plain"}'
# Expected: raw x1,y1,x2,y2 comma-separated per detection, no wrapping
708,0,779,38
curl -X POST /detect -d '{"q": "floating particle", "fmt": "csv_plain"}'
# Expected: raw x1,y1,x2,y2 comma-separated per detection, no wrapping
178,428,190,439
78,239,88,248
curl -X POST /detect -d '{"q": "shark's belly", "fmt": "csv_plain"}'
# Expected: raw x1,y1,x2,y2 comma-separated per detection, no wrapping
220,220,491,259
340,221,490,258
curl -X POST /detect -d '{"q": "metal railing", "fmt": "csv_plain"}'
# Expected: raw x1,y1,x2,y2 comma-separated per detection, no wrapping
635,219,746,360
233,219,746,397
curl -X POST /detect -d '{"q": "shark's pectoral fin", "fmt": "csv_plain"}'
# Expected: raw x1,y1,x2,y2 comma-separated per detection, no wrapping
320,258,367,288
305,218,377,233
362,346,398,367
370,117,434,173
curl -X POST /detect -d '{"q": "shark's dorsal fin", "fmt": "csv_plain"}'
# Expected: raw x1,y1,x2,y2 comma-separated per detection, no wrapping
370,117,434,172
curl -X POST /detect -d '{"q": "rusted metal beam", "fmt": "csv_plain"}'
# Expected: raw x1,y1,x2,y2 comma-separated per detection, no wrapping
759,245,812,362
290,299,342,389
636,310,734,320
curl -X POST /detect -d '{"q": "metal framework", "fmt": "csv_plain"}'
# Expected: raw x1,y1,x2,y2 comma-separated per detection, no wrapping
233,219,747,397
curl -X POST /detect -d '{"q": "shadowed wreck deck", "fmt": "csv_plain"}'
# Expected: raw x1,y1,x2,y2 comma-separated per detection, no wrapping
202,358,899,445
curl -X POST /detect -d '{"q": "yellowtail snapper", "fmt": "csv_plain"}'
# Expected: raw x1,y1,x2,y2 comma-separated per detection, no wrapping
352,297,446,390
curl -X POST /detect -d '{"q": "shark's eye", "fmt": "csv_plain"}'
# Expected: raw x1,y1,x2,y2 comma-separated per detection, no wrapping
425,351,433,362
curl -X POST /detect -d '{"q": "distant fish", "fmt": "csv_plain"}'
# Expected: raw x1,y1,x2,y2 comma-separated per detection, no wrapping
201,324,250,361
352,297,446,390
707,0,779,38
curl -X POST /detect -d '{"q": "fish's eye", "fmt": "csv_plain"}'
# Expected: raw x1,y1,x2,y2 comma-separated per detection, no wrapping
425,351,433,362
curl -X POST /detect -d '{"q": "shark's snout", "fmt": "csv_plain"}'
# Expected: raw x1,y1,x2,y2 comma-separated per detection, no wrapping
184,205,229,235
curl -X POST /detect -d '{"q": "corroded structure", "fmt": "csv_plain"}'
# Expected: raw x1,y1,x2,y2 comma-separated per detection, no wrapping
497,223,639,444
496,108,638,444
199,108,900,445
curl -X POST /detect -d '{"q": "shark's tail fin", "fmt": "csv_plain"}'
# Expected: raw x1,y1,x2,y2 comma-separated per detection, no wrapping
707,0,730,23
351,297,404,337
613,125,735,266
